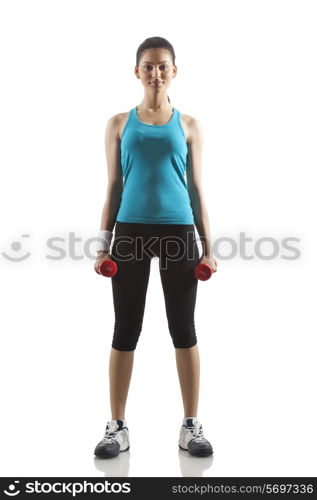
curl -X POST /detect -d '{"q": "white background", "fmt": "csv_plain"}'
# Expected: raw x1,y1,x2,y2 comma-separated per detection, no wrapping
0,0,316,478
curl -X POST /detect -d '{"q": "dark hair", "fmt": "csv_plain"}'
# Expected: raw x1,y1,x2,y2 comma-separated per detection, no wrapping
136,37,175,104
136,36,175,66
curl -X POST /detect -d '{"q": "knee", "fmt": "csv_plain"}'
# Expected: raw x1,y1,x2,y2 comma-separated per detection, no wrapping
111,320,142,351
168,320,197,348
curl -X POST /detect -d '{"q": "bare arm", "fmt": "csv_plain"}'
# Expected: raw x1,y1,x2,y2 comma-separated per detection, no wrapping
99,114,123,233
186,117,217,270
95,115,123,266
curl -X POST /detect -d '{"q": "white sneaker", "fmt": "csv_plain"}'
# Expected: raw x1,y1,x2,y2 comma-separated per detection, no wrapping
94,419,130,458
179,417,213,457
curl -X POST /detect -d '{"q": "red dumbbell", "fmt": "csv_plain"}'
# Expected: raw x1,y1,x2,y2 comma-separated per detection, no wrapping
194,262,214,281
95,258,118,277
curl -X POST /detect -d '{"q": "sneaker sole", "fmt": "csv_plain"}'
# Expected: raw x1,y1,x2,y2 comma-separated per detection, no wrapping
179,444,213,457
94,445,130,458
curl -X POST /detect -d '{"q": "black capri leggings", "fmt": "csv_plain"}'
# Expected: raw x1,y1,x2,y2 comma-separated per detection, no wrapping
110,222,201,351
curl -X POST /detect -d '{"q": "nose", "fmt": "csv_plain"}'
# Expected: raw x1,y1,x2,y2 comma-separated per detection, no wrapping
152,66,161,80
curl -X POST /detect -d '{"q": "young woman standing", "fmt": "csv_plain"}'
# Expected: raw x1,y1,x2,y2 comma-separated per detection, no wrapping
94,37,217,459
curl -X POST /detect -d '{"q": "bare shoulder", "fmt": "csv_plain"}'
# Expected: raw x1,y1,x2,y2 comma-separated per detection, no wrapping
105,112,130,140
179,113,203,144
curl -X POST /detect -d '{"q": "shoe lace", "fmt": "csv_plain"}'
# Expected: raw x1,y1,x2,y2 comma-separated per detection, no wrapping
188,422,205,442
102,421,120,443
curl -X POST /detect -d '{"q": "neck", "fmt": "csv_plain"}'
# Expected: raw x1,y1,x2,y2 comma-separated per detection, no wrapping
138,94,171,112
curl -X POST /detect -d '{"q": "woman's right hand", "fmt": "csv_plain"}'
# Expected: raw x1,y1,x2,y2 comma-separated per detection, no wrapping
94,251,112,274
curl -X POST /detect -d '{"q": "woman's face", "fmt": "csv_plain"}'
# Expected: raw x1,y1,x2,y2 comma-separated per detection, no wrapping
135,48,176,93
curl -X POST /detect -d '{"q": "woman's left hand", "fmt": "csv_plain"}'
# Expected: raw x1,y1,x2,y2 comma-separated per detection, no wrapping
199,255,218,273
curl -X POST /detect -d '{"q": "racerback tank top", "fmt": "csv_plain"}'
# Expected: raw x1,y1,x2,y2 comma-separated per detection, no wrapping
116,106,195,224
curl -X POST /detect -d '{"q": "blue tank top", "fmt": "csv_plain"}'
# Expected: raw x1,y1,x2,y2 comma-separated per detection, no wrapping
116,106,195,224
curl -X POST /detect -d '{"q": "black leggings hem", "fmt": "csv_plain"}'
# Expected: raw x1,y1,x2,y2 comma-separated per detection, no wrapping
111,344,137,352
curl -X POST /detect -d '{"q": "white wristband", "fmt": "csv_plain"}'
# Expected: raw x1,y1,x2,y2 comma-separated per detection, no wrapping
96,230,113,252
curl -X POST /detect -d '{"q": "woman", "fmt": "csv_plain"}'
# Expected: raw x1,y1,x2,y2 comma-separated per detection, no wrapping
94,37,217,459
